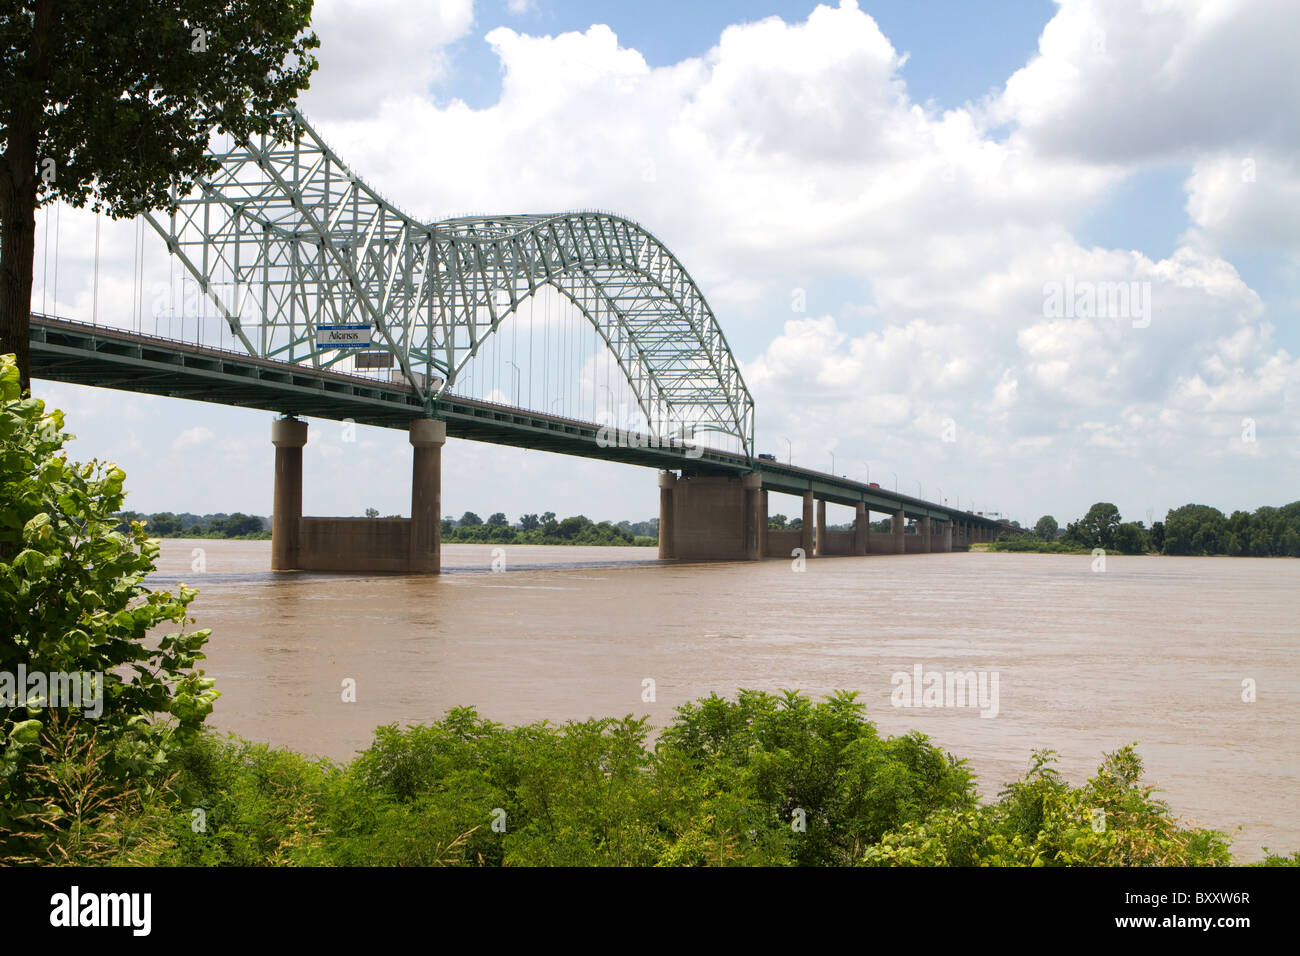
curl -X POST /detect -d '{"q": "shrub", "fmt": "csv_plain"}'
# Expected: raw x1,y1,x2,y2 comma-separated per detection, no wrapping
0,354,218,860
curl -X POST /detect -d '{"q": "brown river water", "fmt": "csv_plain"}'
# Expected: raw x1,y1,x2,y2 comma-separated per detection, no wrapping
150,540,1299,862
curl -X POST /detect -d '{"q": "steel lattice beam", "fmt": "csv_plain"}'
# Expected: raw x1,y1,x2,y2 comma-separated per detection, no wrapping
144,111,756,455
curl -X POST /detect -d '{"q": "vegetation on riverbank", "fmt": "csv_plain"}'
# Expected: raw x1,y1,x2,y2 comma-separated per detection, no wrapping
1003,500,1300,557
115,512,271,540
7,691,1298,867
109,509,656,546
440,511,655,547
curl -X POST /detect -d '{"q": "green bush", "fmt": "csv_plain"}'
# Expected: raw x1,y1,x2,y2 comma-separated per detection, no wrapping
863,747,1233,866
0,354,217,860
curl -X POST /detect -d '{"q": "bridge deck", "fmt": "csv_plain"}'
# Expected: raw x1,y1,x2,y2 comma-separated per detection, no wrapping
28,314,1007,529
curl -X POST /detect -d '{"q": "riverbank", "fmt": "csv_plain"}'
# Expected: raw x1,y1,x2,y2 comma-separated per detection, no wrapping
11,690,1296,866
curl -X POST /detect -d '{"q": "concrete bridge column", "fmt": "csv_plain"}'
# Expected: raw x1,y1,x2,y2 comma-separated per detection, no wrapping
921,516,932,553
942,521,953,552
892,509,905,554
658,471,677,559
815,499,828,556
801,492,815,557
408,418,446,574
743,473,763,561
854,502,868,555
759,489,769,558
271,417,308,571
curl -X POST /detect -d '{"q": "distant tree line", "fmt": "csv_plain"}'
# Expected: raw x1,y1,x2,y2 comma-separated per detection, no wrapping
115,512,269,539
434,511,657,547
1003,501,1300,557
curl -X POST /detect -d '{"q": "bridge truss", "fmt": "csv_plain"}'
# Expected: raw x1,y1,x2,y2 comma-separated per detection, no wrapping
145,111,755,456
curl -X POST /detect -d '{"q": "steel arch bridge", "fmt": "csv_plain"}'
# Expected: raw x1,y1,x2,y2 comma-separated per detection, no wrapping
145,110,755,456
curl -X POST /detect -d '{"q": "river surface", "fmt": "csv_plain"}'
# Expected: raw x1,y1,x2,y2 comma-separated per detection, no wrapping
150,540,1299,862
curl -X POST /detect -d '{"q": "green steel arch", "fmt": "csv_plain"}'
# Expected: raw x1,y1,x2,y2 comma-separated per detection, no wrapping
146,111,755,455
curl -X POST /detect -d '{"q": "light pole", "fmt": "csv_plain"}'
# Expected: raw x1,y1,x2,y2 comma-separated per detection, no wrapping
783,437,792,463
891,471,898,491
829,451,836,475
863,462,870,483
507,361,520,407
917,480,923,499
937,486,944,506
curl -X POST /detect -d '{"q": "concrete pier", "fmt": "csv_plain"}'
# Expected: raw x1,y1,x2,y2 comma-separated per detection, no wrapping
408,418,446,573
854,502,868,555
743,473,763,560
658,471,677,559
663,473,765,561
271,417,308,571
922,516,932,553
892,509,905,554
801,492,815,557
815,499,828,556
271,415,448,573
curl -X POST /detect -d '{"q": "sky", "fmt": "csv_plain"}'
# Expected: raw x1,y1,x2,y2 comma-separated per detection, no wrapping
29,0,1300,529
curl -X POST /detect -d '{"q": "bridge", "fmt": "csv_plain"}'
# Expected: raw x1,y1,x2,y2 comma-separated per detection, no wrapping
24,110,1011,572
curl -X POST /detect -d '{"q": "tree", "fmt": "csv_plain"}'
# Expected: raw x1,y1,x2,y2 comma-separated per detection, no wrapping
486,512,508,527
1034,515,1058,541
519,513,540,531
1149,520,1165,553
219,511,262,536
0,2,319,393
1163,504,1227,555
364,507,379,519
458,511,482,527
0,353,217,856
768,514,788,530
147,511,182,536
1113,522,1150,555
1078,502,1122,550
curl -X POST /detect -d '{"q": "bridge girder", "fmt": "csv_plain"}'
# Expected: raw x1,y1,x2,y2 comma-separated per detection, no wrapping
145,111,755,455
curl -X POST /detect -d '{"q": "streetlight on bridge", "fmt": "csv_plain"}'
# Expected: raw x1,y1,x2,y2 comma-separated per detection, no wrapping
829,451,836,475
783,437,792,463
507,361,521,407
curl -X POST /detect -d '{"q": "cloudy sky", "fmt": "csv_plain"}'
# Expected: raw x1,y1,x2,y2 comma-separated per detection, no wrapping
31,0,1300,528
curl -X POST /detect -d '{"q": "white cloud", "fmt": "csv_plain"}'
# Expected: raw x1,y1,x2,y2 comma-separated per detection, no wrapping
989,0,1300,164
172,427,214,451
299,0,476,120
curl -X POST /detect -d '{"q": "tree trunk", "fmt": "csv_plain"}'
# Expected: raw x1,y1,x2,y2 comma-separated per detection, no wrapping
0,0,55,397
0,150,38,398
